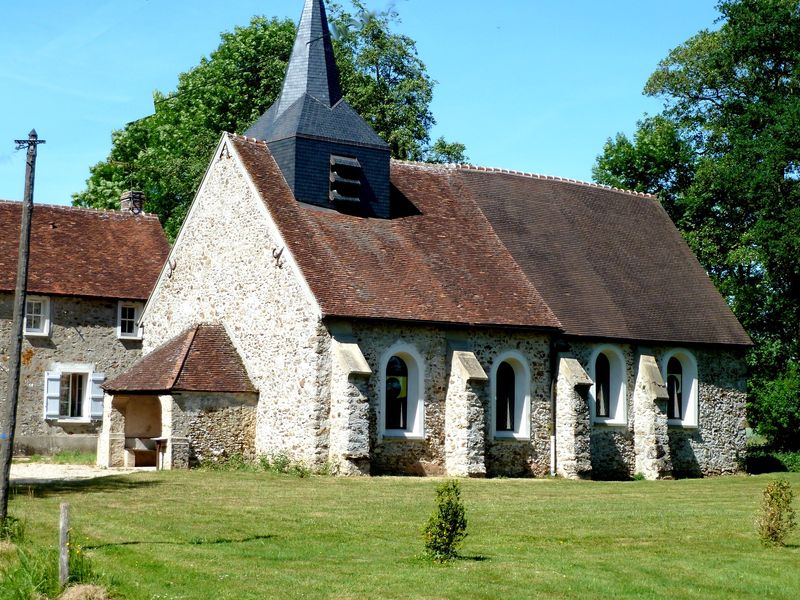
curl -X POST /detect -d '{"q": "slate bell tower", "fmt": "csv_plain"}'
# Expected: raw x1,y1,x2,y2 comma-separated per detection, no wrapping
245,0,391,218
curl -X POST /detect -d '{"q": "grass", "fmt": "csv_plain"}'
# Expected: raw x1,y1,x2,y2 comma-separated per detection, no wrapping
18,450,97,465
2,472,799,599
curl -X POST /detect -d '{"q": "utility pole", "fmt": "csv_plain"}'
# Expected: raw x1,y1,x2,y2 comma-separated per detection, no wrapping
0,130,45,523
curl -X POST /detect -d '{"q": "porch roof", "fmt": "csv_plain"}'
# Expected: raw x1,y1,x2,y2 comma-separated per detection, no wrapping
103,324,256,394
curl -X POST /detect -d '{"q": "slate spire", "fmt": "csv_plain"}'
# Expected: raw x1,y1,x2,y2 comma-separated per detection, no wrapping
276,0,342,117
244,0,391,218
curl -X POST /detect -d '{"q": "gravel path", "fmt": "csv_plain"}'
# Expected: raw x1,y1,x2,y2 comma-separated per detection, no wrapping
9,463,139,485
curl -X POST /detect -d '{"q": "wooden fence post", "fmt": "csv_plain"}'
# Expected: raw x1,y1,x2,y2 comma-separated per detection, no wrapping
59,502,69,587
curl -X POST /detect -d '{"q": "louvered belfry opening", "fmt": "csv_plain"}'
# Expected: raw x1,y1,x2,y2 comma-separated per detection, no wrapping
330,155,362,203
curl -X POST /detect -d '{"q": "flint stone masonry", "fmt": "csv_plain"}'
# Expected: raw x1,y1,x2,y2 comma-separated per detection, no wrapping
142,143,331,468
632,354,671,480
329,339,371,475
564,341,746,479
0,294,144,455
444,351,488,477
555,356,592,479
569,341,636,479
348,322,551,476
171,392,258,467
657,347,747,476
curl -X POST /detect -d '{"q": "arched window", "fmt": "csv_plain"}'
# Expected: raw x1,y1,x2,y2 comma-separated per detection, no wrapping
662,350,698,427
496,362,516,431
589,346,627,424
380,344,425,438
667,357,683,420
595,353,611,418
385,356,409,430
491,352,531,439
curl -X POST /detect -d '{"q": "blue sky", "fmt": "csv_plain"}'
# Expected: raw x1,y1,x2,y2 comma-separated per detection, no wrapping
0,0,721,205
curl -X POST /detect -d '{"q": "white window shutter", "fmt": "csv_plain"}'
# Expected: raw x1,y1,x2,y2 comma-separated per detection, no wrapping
90,372,105,420
44,371,61,419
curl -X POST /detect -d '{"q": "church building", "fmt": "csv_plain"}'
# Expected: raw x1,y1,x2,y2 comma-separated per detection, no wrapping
98,0,750,479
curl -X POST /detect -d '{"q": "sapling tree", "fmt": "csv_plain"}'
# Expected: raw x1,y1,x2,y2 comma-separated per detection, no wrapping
422,480,467,561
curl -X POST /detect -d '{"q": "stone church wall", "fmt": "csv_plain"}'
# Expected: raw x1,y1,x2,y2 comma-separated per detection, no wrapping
141,140,332,468
568,341,746,479
654,346,747,476
0,293,144,455
347,321,551,476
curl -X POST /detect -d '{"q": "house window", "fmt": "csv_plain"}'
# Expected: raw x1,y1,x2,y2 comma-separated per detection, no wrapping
380,343,424,438
60,373,86,419
491,351,531,439
117,301,142,339
24,296,50,336
44,367,105,422
662,350,698,427
589,346,627,424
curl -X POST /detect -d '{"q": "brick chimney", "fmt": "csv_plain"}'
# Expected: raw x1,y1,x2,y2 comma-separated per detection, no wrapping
120,190,145,214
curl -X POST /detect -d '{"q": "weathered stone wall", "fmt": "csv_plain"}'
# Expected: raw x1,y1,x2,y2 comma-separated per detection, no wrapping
566,341,746,479
569,341,636,479
0,294,145,455
444,351,487,477
632,354,671,480
555,357,592,478
141,141,331,468
328,340,371,475
654,346,747,476
347,322,551,476
171,392,258,466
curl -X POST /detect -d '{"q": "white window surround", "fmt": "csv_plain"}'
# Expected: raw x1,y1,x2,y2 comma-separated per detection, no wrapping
660,349,699,428
117,301,143,340
43,363,104,423
588,345,627,425
24,295,51,337
379,342,425,439
490,351,532,440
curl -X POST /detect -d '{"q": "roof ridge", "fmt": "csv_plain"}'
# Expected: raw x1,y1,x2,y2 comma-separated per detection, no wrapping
170,325,200,389
388,161,657,200
0,198,160,218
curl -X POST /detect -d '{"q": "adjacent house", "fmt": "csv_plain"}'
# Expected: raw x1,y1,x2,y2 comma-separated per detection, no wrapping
0,195,169,455
99,0,750,478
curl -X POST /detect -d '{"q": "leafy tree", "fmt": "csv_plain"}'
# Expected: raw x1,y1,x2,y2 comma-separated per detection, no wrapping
74,4,466,239
594,0,800,444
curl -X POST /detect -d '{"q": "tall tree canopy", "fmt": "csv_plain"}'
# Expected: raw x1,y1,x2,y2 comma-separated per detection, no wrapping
74,2,467,239
593,0,800,446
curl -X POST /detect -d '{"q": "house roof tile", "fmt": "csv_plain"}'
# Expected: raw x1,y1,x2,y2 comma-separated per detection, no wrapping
103,324,256,394
0,201,169,300
229,134,750,346
231,134,561,330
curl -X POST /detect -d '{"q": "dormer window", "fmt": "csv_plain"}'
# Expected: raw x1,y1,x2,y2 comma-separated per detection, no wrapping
329,155,362,204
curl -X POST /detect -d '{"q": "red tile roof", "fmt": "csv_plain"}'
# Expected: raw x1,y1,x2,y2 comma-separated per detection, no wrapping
230,134,750,346
103,324,256,394
231,135,560,330
0,201,169,300
457,168,752,346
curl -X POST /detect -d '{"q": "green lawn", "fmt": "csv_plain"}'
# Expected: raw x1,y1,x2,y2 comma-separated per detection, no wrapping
4,471,800,599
